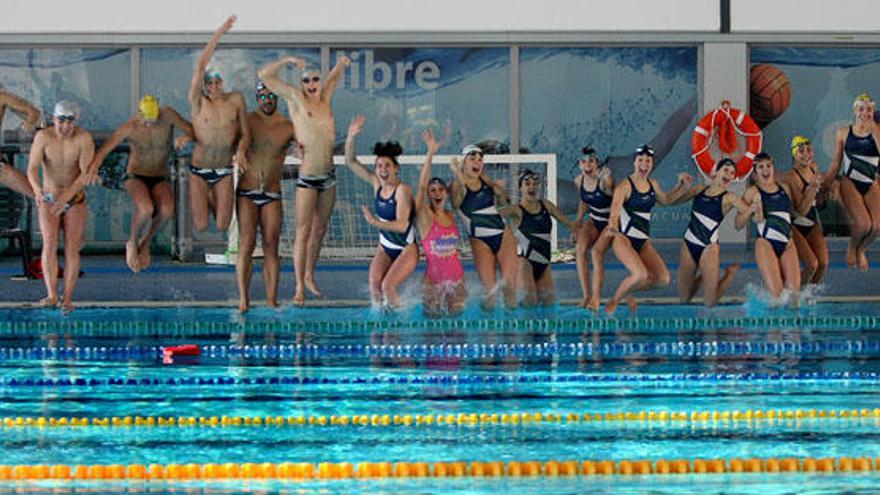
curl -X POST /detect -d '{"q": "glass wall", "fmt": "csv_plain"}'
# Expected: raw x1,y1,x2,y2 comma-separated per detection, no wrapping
749,46,880,236
521,46,699,237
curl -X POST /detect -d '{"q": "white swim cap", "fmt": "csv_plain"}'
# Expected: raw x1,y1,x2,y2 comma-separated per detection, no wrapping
461,144,483,156
53,100,80,119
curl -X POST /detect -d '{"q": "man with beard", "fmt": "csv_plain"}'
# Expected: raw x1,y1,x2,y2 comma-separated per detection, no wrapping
236,82,296,313
258,53,350,305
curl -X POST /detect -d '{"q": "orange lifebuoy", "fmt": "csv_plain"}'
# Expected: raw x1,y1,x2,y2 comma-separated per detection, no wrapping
691,101,762,181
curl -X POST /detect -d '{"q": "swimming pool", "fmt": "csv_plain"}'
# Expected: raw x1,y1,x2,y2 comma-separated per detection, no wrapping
1,304,879,494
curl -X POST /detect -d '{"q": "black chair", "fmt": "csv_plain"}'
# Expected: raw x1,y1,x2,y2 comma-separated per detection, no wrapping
0,146,33,279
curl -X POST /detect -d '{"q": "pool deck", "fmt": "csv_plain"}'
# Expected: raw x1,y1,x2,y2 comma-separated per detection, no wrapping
1,241,878,308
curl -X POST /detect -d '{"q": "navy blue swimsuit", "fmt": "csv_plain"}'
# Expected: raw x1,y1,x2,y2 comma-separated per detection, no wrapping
791,169,821,236
375,184,415,260
756,184,793,258
459,178,506,254
620,177,656,252
842,126,880,195
515,201,553,280
683,187,725,263
579,177,613,232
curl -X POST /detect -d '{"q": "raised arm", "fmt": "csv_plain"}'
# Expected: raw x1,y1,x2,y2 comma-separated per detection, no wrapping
415,129,439,213
323,54,351,101
0,91,41,132
258,57,307,108
344,115,378,187
544,199,578,231
26,131,46,202
189,15,236,113
654,173,693,206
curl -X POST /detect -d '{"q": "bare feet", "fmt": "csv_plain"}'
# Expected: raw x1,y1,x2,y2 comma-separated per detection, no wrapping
238,300,249,314
579,296,590,308
60,301,74,314
267,299,278,309
586,298,600,313
604,298,618,315
126,240,140,273
138,243,152,271
626,294,638,313
858,251,869,272
293,290,306,306
37,297,58,308
846,245,857,269
304,277,324,298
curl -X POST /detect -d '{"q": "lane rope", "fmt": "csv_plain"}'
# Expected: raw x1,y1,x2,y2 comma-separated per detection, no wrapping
3,407,880,429
0,456,877,480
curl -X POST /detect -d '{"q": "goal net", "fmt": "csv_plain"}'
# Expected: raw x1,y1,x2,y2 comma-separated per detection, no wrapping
277,153,558,260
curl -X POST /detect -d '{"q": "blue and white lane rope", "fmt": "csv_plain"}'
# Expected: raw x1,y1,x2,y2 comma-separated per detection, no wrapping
0,371,878,389
0,339,878,361
2,315,879,336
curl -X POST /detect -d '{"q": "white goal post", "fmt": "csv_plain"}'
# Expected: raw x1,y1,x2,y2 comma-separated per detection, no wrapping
269,153,559,260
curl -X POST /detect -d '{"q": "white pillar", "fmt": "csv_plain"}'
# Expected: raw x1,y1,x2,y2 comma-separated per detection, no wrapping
703,42,749,246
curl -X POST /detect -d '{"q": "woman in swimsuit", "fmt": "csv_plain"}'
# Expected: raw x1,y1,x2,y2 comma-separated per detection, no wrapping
677,158,758,306
508,169,578,306
344,115,418,308
604,144,692,315
782,136,829,285
737,152,800,302
573,146,615,310
449,145,518,309
825,93,880,271
413,129,466,317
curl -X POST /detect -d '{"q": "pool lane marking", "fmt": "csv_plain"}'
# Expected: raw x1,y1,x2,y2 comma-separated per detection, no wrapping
3,407,880,429
1,371,878,388
0,456,876,480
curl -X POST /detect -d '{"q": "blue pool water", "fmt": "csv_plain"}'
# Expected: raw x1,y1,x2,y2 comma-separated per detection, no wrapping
1,303,880,493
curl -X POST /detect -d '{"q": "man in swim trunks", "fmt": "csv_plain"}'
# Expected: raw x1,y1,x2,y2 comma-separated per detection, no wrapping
90,95,194,272
236,82,297,313
188,14,251,233
258,52,350,304
26,101,95,313
0,90,42,197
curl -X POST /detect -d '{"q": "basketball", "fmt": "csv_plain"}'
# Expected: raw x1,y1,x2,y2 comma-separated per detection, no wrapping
749,63,791,128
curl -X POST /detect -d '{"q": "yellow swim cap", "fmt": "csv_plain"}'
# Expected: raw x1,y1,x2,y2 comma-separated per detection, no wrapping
138,95,159,121
790,135,811,157
854,93,874,109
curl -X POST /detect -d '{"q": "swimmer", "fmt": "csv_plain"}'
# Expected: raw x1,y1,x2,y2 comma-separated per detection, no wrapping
573,146,615,310
344,115,418,308
604,144,692,315
258,52,351,305
824,93,880,271
26,101,95,313
90,95,194,272
236,82,296,313
508,169,578,306
188,14,251,233
676,158,757,306
782,136,829,285
413,128,466,317
0,90,42,197
449,145,518,309
737,152,800,302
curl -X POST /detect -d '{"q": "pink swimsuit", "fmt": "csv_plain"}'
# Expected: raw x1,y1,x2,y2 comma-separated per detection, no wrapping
421,219,464,284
